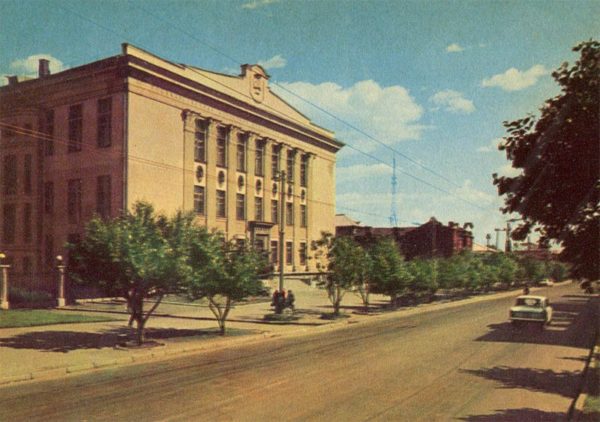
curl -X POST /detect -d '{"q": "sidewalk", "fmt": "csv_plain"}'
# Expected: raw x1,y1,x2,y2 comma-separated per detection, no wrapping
0,282,569,386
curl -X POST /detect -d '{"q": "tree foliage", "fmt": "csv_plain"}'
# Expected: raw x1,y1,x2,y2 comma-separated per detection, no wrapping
493,40,599,279
369,238,413,306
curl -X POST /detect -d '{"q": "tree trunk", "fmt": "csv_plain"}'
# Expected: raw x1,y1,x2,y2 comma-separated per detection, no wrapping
135,317,146,345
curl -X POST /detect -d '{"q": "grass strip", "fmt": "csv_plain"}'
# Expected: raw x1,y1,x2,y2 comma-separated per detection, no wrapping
0,309,117,328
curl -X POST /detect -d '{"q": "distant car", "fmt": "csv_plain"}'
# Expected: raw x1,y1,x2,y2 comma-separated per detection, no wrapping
539,278,554,286
510,295,553,329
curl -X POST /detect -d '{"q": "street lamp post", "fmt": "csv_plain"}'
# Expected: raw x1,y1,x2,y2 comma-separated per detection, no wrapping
0,253,9,310
56,255,66,307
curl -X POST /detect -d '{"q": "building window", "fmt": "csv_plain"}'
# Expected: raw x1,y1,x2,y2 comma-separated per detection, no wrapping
194,186,205,215
23,257,32,276
236,193,245,221
45,235,54,268
271,199,279,224
216,190,226,218
236,133,247,172
23,203,32,243
194,119,207,163
254,196,263,221
24,154,32,195
67,179,82,224
286,202,294,226
271,145,280,176
300,155,309,187
255,139,265,176
3,154,17,195
270,240,278,264
216,126,228,167
2,204,16,244
286,149,295,182
96,175,111,218
44,182,54,214
97,98,112,147
286,241,293,265
300,204,307,227
44,110,54,156
68,104,83,152
299,242,307,267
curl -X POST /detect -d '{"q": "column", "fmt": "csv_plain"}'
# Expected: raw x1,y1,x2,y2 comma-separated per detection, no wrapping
226,125,238,238
206,119,219,229
57,255,66,307
246,133,257,223
292,148,301,272
180,110,196,211
1,263,10,310
306,153,316,271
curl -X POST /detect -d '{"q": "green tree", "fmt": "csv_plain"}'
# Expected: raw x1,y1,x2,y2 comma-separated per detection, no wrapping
369,239,413,307
493,40,599,280
69,202,183,345
407,259,438,301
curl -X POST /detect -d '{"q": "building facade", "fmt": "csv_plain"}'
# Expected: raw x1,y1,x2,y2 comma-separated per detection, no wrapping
0,44,342,292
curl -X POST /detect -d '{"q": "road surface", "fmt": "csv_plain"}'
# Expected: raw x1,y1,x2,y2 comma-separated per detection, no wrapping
0,283,596,421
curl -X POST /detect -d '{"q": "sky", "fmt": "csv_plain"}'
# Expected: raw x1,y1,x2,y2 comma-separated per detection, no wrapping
1,0,598,247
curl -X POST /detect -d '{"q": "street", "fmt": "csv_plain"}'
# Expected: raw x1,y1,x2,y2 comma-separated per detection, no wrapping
0,283,596,421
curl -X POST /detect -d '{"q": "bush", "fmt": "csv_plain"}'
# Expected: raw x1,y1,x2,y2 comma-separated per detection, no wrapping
8,287,54,308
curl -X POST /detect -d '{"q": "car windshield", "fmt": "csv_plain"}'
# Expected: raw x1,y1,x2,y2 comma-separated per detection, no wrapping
516,298,542,307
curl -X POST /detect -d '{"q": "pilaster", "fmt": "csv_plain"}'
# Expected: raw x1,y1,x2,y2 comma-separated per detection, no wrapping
206,118,218,229
226,125,238,238
181,110,196,211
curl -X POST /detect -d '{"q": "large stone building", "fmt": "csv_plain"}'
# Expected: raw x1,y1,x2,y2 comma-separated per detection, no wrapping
0,44,343,292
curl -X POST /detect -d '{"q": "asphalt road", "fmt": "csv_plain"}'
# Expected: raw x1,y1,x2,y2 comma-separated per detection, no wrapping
0,283,596,421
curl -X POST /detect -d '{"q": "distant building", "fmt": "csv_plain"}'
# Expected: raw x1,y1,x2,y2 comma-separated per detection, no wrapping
0,44,343,292
335,215,473,259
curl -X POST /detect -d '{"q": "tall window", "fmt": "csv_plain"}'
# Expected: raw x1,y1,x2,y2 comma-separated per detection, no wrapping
194,119,207,162
300,204,307,227
236,193,245,220
286,149,295,182
270,240,278,264
97,98,112,147
271,199,279,224
286,241,293,265
44,182,54,214
271,145,280,176
23,203,32,243
68,104,83,152
216,126,228,167
44,110,54,156
299,242,307,266
24,154,32,194
67,179,82,224
96,175,111,218
236,133,247,172
3,154,17,195
2,204,16,244
23,257,32,276
300,155,309,187
216,190,226,218
194,186,205,215
254,196,263,221
255,139,264,176
45,235,54,268
286,202,294,226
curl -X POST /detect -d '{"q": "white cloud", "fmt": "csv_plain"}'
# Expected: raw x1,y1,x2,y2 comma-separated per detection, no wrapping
257,54,286,70
241,0,279,9
482,65,548,91
272,79,425,148
429,90,475,114
454,180,495,204
498,164,521,177
9,54,65,76
337,163,390,182
446,43,464,53
478,138,503,153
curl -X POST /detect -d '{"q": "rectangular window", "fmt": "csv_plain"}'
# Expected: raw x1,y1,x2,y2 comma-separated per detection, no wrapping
287,150,295,182
236,133,247,172
299,242,307,267
255,140,264,176
254,196,263,221
97,98,112,147
300,204,307,227
44,182,54,214
45,235,54,268
216,190,226,218
271,145,280,176
271,240,278,264
271,199,279,224
24,154,32,194
286,202,294,226
67,179,82,224
300,155,308,187
23,256,32,276
96,175,111,218
3,154,17,195
286,241,293,265
44,110,54,156
23,203,32,243
194,119,207,163
216,126,228,167
68,104,83,152
194,186,205,215
2,204,16,244
236,193,245,221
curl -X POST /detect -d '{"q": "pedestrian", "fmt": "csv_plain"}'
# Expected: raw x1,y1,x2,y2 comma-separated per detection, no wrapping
271,290,280,307
523,285,530,295
286,290,295,311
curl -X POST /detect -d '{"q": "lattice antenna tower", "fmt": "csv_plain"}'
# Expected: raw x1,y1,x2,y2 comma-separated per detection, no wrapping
389,155,399,227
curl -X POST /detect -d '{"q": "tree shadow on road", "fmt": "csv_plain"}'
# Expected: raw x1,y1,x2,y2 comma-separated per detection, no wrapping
459,408,566,421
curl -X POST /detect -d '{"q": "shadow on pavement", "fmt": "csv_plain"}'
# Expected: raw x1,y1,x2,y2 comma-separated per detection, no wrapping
459,408,566,421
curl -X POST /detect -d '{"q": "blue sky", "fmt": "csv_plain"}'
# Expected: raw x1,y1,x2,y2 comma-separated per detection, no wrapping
2,0,598,246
